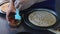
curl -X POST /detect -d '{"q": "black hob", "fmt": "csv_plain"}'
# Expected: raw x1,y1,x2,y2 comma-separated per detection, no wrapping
0,14,55,34
0,0,57,34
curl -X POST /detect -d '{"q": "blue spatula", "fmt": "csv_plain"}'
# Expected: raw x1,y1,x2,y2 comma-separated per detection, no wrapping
15,9,21,20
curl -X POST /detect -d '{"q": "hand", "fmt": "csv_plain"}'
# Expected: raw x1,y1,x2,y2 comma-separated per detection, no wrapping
6,0,16,20
14,0,46,10
14,0,25,10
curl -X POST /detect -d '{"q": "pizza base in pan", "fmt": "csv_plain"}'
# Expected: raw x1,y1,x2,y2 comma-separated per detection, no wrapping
29,11,56,27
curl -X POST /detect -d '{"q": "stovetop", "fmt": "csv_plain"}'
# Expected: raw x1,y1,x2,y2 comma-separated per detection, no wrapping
0,0,59,34
0,14,55,34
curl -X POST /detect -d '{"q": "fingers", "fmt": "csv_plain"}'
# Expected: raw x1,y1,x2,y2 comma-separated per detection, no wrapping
6,11,10,17
9,0,16,13
18,4,22,10
12,0,15,2
15,1,20,8
20,0,25,3
10,0,15,2
6,12,9,20
15,0,25,9
6,9,10,20
6,0,16,20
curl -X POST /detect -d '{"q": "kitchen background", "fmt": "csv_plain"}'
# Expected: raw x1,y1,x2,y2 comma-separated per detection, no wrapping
0,0,60,34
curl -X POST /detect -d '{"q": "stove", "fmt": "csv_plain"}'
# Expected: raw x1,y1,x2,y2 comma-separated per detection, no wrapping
0,0,60,34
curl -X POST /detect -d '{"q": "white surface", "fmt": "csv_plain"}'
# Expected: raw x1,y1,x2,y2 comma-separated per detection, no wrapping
48,29,60,34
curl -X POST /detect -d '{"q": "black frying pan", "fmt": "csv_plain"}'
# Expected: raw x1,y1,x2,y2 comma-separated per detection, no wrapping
23,8,60,30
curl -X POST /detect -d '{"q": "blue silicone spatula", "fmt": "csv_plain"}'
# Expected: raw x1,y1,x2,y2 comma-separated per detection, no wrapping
15,9,21,20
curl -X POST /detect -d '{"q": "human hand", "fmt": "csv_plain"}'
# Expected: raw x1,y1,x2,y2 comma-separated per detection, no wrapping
6,0,16,20
14,0,46,10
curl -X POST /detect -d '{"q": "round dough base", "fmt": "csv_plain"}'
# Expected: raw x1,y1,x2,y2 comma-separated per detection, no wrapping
29,11,56,27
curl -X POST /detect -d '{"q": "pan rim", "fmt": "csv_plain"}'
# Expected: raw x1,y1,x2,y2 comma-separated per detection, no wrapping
24,8,59,30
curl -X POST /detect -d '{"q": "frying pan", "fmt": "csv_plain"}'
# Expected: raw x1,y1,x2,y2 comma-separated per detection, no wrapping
23,8,60,30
